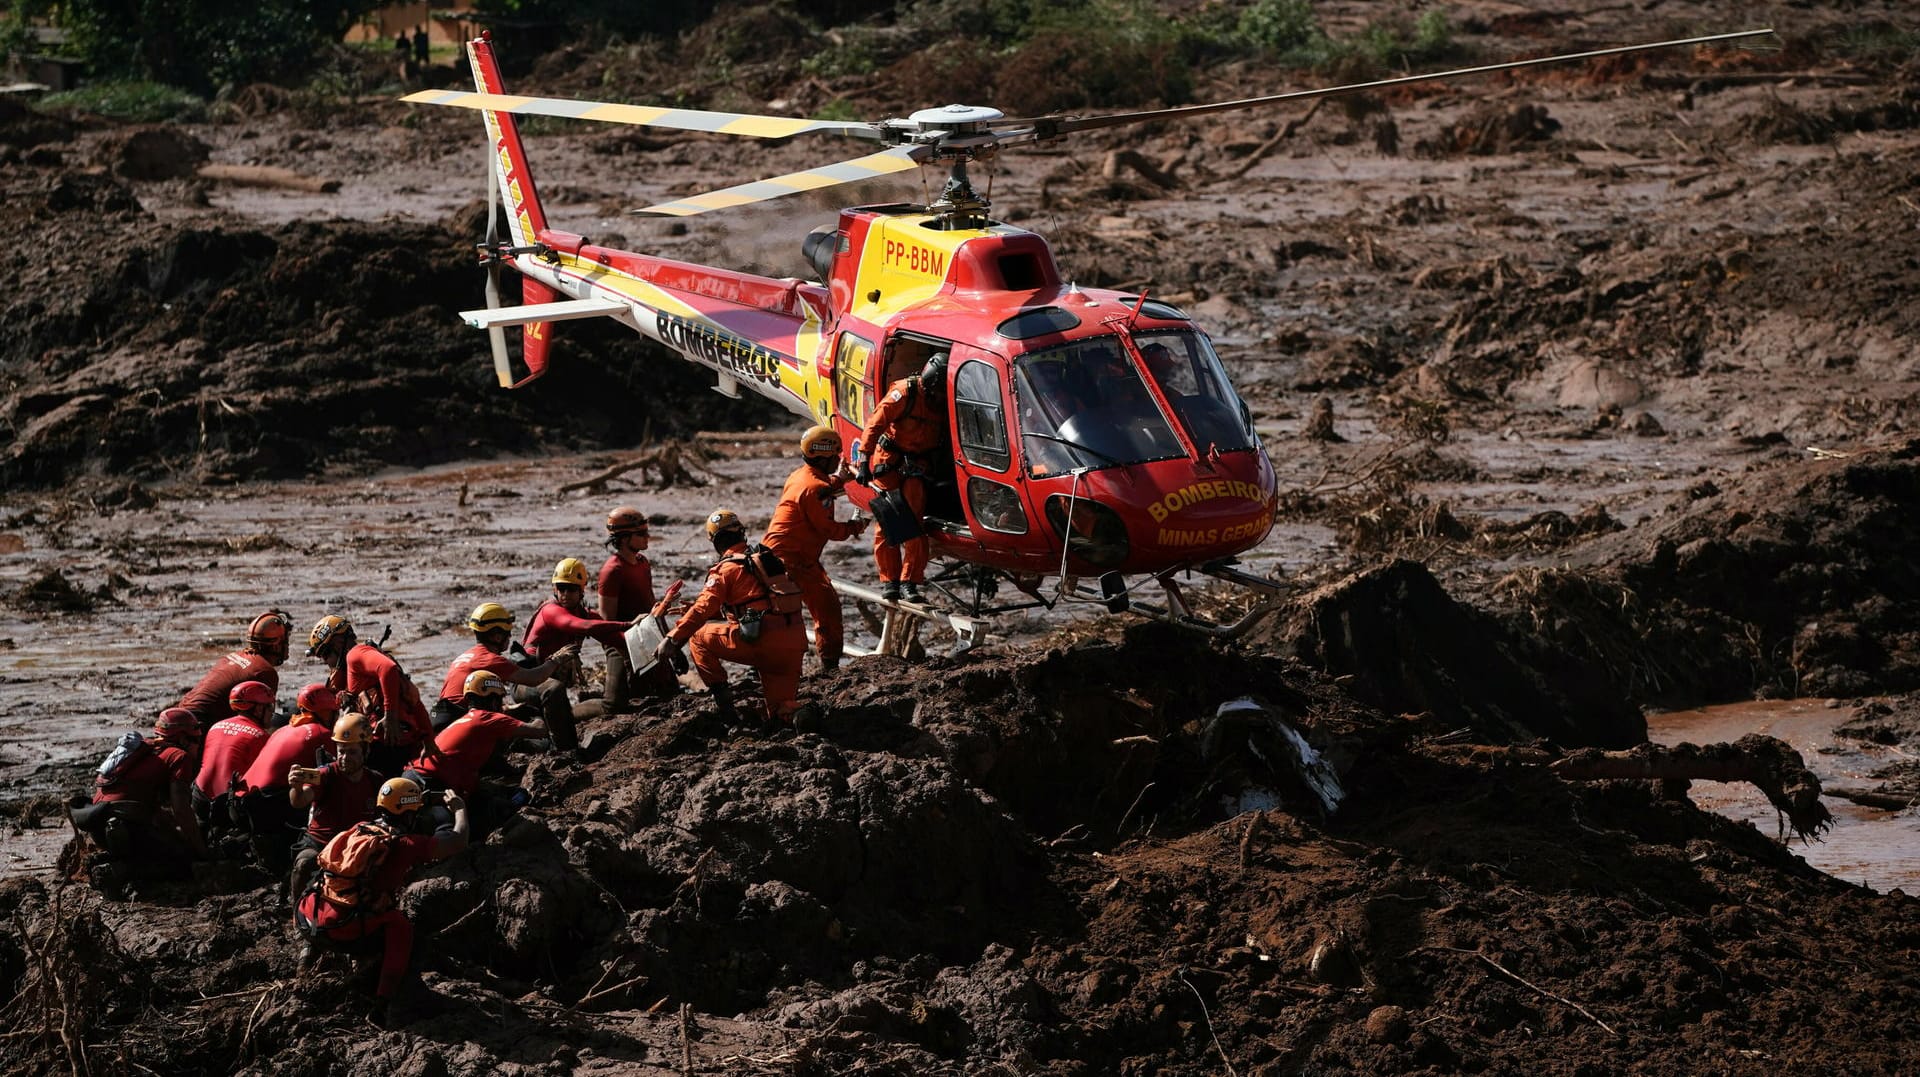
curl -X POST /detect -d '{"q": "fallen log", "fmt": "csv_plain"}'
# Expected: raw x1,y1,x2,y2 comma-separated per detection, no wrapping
1822,785,1919,812
1551,734,1832,839
196,163,340,193
558,441,715,493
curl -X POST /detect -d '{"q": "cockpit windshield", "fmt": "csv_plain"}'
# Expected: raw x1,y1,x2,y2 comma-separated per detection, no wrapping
1012,331,1255,477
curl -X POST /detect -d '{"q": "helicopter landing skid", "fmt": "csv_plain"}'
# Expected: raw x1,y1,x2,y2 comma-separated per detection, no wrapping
1063,561,1289,639
834,579,983,659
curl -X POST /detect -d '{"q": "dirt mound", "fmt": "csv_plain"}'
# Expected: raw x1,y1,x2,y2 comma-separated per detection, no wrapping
1484,439,1920,705
0,198,781,487
6,634,1919,1074
95,126,209,181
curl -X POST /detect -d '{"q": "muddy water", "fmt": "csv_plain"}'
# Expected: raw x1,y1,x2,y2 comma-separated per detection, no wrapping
1647,699,1920,893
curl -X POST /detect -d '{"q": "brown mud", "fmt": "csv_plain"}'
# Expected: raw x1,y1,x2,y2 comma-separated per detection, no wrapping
6,1,1920,1073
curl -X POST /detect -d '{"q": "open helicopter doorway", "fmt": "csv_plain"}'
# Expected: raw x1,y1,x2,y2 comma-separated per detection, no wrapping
879,333,964,528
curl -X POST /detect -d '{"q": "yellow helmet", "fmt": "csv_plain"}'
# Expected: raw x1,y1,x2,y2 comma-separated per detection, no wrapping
463,670,508,700
376,777,425,816
705,508,745,538
331,712,372,745
307,615,353,657
799,425,842,460
552,558,590,588
466,602,514,634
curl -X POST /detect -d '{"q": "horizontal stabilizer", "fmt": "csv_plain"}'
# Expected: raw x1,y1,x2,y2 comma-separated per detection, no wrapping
460,298,627,329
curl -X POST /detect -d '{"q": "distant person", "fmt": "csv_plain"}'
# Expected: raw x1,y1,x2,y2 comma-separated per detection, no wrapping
69,707,211,895
307,615,441,777
855,352,949,603
393,30,410,80
762,426,868,671
653,509,808,727
192,680,275,838
235,683,337,872
521,558,632,748
176,610,291,726
596,507,674,712
295,777,468,1026
412,25,430,70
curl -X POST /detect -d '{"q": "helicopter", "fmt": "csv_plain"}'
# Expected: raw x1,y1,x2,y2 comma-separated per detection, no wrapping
404,28,1771,646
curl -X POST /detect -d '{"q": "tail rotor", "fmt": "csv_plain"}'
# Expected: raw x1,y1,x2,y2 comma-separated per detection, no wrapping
482,161,513,387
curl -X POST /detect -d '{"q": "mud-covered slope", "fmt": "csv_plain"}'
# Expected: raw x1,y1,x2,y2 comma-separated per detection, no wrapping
4,634,1918,1076
1484,438,1920,706
0,167,782,487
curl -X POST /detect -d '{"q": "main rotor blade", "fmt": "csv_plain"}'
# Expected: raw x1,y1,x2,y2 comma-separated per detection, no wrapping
632,145,929,217
402,88,882,141
1012,28,1777,140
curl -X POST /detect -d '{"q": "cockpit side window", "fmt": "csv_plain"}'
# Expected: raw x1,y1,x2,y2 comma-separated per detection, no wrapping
1134,330,1256,453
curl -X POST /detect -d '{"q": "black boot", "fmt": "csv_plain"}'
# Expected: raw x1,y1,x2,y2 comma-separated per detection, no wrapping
710,682,740,725
902,583,924,604
881,581,902,602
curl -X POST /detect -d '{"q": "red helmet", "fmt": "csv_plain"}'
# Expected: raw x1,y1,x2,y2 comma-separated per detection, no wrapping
229,680,274,716
294,683,338,720
153,707,200,740
246,610,293,656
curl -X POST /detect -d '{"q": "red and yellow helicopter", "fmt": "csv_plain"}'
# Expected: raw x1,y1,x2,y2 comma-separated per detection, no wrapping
404,28,1769,642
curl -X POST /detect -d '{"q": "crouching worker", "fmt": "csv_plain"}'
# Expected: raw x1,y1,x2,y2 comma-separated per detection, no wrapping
287,713,384,903
235,684,337,873
69,707,211,896
653,509,807,727
407,671,546,835
192,680,274,844
433,602,565,735
294,777,468,1026
520,558,632,749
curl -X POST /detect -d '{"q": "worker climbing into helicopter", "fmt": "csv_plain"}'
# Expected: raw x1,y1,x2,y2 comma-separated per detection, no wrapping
856,351,948,604
764,426,869,671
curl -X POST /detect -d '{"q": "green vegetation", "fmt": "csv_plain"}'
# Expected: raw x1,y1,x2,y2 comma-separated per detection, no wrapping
810,98,863,122
38,79,206,121
1829,22,1920,63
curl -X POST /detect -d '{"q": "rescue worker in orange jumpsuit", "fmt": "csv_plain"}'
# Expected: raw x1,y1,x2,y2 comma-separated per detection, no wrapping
177,610,292,725
192,679,275,840
653,509,807,725
294,776,468,1026
763,426,869,670
521,558,632,748
236,683,337,872
597,507,675,709
856,352,948,602
307,616,442,777
69,707,211,894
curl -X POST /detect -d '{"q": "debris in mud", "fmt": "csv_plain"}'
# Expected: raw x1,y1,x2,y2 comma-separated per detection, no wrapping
1552,733,1833,839
10,569,94,612
96,127,209,181
1417,101,1561,156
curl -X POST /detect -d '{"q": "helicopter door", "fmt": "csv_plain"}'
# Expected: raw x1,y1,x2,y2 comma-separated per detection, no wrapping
831,330,877,430
951,357,1027,536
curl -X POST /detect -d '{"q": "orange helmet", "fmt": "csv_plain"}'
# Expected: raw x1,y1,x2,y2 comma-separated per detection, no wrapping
606,506,648,535
331,713,372,745
799,425,842,461
307,615,353,657
153,707,200,740
462,670,508,701
376,777,425,816
246,610,293,657
294,683,338,723
228,680,274,717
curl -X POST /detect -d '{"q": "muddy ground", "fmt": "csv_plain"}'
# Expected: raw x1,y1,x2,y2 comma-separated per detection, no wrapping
5,0,1920,1073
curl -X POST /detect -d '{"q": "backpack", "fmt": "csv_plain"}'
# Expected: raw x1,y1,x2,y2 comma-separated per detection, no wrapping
95,732,152,790
733,546,804,616
315,820,400,911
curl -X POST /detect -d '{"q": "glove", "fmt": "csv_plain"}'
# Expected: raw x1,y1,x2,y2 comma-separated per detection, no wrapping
850,515,871,535
854,461,872,485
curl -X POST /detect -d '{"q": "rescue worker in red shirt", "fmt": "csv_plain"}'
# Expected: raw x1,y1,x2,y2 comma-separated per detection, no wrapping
764,426,870,671
288,713,383,903
235,683,337,872
192,680,274,840
307,615,441,777
856,352,949,602
177,610,292,725
409,671,547,832
295,776,468,1026
597,507,677,710
520,558,631,749
69,707,210,894
653,509,808,726
433,602,567,731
